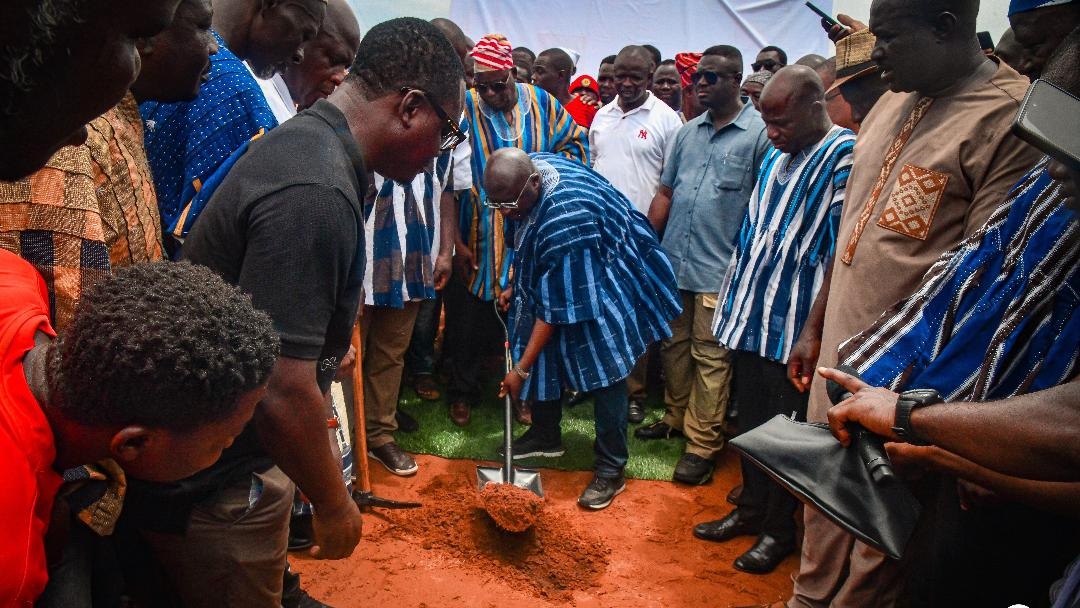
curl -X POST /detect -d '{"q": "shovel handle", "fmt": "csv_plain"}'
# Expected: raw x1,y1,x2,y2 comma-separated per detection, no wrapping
351,322,372,494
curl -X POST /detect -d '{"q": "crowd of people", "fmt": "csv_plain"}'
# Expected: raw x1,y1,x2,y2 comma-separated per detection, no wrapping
1,0,1079,606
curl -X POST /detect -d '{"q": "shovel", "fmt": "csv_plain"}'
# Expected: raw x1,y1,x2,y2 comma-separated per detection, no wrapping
476,302,544,498
349,322,421,510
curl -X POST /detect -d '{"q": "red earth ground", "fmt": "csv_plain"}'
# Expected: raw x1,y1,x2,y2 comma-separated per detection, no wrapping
292,451,798,607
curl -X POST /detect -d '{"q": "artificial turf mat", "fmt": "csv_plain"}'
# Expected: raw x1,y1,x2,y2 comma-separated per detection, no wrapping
394,382,685,481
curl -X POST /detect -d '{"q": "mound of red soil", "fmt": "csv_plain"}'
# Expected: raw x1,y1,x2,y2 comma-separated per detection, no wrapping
381,474,609,600
479,482,544,532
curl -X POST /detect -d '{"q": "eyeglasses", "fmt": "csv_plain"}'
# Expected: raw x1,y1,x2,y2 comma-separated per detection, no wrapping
474,74,513,95
401,87,466,152
751,59,779,72
691,70,738,86
483,173,538,209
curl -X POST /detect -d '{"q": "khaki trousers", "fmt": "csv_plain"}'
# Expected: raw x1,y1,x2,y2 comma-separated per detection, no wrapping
787,507,903,608
361,302,421,449
659,290,732,459
140,467,295,608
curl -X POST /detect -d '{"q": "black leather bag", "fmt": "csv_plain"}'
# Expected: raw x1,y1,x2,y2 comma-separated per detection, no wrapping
730,415,922,560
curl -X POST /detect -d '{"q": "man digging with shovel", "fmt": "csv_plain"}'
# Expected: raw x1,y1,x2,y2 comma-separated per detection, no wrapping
487,148,682,510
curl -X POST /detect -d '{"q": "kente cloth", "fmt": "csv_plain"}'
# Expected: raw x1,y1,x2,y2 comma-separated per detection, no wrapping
839,159,1080,400
59,459,127,536
713,125,856,364
507,153,682,401
470,33,515,71
364,150,455,307
459,82,590,301
1009,0,1078,15
140,31,278,244
0,93,164,330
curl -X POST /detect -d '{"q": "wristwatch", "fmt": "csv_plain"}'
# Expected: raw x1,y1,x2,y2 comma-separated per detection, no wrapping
512,366,530,380
891,388,942,445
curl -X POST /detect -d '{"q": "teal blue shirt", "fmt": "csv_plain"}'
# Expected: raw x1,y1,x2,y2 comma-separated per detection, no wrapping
660,103,771,293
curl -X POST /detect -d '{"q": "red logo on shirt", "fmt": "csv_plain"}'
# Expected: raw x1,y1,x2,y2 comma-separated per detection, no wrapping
638,129,648,140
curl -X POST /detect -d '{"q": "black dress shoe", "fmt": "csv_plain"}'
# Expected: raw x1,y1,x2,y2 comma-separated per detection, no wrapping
627,399,646,424
287,514,314,551
692,509,761,543
634,420,684,440
726,484,743,505
733,534,796,574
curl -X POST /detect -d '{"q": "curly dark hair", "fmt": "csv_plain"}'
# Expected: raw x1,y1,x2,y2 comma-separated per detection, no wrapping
347,17,464,107
46,262,279,433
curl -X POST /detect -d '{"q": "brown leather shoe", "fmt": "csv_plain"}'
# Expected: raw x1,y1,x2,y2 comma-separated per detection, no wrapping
450,401,471,427
514,400,532,425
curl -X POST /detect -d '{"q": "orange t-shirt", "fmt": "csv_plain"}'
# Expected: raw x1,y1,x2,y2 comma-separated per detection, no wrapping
0,249,61,605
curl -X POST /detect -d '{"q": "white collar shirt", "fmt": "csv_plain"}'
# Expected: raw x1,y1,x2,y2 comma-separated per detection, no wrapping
589,92,684,215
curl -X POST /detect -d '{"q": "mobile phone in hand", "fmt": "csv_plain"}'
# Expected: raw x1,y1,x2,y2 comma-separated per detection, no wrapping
805,1,840,28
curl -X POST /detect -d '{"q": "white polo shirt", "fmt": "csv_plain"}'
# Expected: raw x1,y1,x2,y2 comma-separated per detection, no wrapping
589,92,683,215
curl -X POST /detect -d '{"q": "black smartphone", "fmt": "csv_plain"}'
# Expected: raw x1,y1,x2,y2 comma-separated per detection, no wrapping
1013,79,1080,171
805,1,840,28
977,31,994,53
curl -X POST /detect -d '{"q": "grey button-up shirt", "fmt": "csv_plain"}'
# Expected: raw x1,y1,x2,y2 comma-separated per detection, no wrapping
660,103,770,293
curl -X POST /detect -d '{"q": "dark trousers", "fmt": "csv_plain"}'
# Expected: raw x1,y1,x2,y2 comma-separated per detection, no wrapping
532,380,629,478
405,295,440,376
898,474,1080,608
733,351,808,543
443,275,504,404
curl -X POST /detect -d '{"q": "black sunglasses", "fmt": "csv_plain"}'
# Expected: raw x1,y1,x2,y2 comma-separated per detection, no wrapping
401,87,466,152
692,70,739,86
751,59,779,72
474,80,511,95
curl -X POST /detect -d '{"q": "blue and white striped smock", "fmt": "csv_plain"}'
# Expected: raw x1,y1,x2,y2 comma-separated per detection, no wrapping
508,153,682,401
713,125,855,363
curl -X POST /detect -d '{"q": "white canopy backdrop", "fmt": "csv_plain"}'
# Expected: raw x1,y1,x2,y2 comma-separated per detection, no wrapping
448,0,832,78
344,0,1014,77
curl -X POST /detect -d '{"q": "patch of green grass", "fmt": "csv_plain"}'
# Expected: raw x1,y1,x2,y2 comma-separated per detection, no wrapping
395,383,684,481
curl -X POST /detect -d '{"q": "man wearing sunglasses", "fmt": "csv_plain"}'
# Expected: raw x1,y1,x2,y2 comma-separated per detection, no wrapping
643,45,771,487
442,33,588,427
123,18,465,604
486,148,681,510
753,46,788,74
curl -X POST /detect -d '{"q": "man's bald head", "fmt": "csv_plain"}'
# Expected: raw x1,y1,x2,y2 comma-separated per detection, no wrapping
485,148,535,193
325,0,361,42
759,65,831,153
763,65,825,105
431,17,471,62
617,45,656,69
874,0,980,31
282,0,360,109
795,54,828,69
484,148,542,219
870,0,986,95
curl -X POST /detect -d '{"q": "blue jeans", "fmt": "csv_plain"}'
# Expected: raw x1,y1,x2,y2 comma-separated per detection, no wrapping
532,379,628,478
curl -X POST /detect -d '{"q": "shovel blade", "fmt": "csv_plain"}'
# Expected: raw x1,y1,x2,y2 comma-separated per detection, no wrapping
351,490,422,510
476,465,544,498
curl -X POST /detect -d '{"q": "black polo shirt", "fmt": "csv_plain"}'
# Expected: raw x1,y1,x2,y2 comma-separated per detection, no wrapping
126,100,366,531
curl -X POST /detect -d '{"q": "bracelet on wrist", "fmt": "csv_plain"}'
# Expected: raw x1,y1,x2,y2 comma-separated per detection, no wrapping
512,366,530,379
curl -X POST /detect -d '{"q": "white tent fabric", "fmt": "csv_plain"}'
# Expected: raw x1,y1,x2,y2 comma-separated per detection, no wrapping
449,0,833,79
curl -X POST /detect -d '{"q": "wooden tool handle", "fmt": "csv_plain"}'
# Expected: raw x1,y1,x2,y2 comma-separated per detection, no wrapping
350,322,372,494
